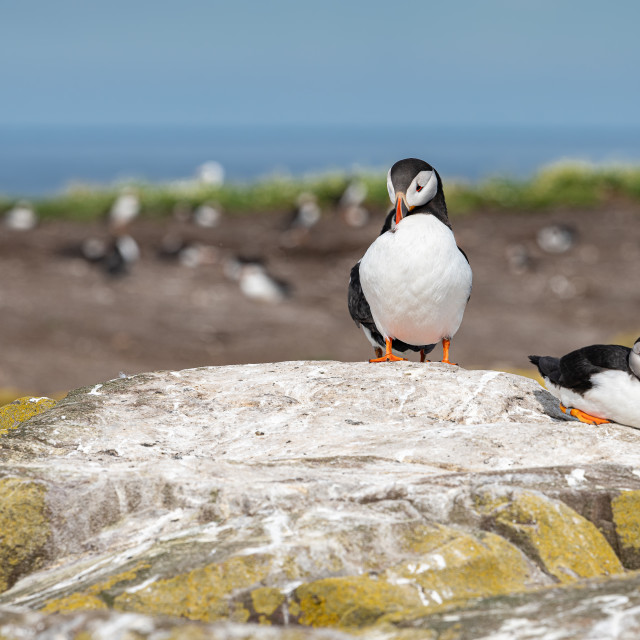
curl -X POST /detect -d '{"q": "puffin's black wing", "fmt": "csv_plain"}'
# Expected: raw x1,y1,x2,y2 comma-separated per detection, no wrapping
574,345,631,371
379,209,395,235
348,262,381,340
559,345,631,393
530,345,631,394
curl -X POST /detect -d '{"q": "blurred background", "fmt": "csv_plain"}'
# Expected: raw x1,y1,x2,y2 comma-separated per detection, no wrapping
1,0,639,401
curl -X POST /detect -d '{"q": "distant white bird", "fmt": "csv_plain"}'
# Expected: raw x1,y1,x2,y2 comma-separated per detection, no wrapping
158,234,218,268
81,237,108,262
281,192,322,248
537,224,576,254
339,180,370,227
196,161,225,186
109,188,140,234
224,257,290,304
4,201,37,231
103,235,140,276
193,202,222,228
289,192,321,230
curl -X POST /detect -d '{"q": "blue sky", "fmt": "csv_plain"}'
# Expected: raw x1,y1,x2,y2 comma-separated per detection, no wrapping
1,0,639,126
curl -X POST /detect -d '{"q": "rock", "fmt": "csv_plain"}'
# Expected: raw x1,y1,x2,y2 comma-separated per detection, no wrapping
0,397,56,436
2,361,640,638
611,490,640,569
0,478,50,592
472,487,622,582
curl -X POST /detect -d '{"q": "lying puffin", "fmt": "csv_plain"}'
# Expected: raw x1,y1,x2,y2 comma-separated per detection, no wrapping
348,158,472,363
529,338,640,427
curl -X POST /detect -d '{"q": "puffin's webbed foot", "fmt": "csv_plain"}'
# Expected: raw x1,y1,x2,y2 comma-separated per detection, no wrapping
560,404,610,425
369,338,407,363
441,338,458,366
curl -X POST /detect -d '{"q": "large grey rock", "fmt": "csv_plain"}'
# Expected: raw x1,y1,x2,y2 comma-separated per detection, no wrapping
2,361,640,638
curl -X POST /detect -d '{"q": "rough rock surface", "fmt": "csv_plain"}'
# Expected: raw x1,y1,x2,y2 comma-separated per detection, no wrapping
2,361,640,638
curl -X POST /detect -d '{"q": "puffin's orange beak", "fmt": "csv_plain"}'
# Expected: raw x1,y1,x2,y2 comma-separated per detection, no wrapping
395,193,409,225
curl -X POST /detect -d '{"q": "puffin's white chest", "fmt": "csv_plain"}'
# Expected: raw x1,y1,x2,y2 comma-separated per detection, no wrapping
359,214,472,345
546,372,640,428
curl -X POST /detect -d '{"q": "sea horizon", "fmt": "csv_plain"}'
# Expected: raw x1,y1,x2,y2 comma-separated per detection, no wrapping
2,123,640,197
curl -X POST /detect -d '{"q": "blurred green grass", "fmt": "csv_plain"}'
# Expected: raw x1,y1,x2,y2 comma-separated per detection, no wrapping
3,161,640,221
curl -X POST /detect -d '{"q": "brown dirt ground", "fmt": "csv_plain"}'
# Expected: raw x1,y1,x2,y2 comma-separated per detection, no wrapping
1,202,639,398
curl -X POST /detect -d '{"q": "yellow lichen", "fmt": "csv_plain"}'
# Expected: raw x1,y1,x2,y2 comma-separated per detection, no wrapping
388,530,536,608
251,586,285,618
395,522,463,555
292,575,425,628
612,490,640,565
42,593,108,613
42,563,150,613
475,489,623,583
0,397,56,436
0,477,50,593
113,554,273,622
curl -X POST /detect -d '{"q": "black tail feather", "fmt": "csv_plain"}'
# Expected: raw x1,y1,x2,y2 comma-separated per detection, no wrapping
529,354,561,384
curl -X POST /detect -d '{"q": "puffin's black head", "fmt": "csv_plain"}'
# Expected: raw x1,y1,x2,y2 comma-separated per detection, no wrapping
387,158,449,227
630,338,640,378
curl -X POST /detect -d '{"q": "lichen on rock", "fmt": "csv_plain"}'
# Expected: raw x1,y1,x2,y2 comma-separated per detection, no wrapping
0,397,56,436
42,562,150,614
474,487,623,582
291,575,425,628
112,555,274,622
0,477,50,593
387,530,539,608
612,489,640,569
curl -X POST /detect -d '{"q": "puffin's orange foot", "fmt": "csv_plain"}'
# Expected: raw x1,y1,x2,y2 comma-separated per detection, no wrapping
419,349,430,363
440,339,458,365
369,338,406,363
560,404,610,425
369,353,407,363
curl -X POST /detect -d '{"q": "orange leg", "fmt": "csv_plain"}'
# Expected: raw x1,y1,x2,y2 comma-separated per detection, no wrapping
420,349,430,363
559,404,610,425
369,338,407,363
441,338,457,365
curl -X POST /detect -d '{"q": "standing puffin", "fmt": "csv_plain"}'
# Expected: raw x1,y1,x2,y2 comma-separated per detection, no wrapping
348,158,472,363
529,338,640,428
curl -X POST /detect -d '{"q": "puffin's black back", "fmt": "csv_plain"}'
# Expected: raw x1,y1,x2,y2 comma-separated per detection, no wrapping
530,344,632,393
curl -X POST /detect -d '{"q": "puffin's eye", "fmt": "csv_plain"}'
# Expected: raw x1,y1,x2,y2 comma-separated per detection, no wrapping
416,184,424,193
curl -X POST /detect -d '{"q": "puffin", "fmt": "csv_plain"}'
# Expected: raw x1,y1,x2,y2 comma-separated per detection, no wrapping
529,339,640,428
224,256,291,304
348,158,472,363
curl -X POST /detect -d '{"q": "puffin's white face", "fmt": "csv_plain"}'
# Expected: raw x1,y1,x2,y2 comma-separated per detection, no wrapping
406,170,439,209
387,169,438,209
386,169,395,203
631,339,640,378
